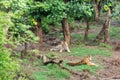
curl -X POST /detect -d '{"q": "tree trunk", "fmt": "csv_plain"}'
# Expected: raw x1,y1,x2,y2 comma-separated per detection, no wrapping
94,9,111,43
104,9,111,43
94,21,106,42
94,0,102,22
84,16,89,41
61,18,71,44
37,19,43,44
94,4,100,22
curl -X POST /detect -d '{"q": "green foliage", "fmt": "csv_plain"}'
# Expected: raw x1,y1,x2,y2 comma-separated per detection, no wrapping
10,5,38,44
9,23,38,44
42,21,50,34
102,0,113,11
69,0,94,20
0,47,19,80
0,12,13,28
0,0,12,11
111,1,120,19
0,12,19,80
0,0,38,45
104,5,110,11
29,1,50,20
47,0,67,22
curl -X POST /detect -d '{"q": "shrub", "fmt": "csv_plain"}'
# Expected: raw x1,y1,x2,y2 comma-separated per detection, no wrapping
0,12,19,80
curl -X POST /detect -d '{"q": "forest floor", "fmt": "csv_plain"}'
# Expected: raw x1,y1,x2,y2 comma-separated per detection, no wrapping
16,21,120,80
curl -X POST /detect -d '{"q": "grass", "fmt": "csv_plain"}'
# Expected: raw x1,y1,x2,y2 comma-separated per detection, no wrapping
99,43,112,49
71,34,83,39
88,34,97,40
32,72,49,80
70,45,111,57
66,64,102,74
32,64,70,80
110,26,120,39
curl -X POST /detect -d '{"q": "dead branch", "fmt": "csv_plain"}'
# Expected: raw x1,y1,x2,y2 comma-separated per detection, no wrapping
42,55,81,75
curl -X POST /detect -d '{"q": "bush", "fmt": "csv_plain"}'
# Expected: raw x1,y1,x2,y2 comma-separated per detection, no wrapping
0,47,19,80
0,12,19,80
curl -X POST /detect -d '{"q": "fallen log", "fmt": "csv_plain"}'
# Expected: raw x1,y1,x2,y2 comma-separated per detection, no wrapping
41,55,81,75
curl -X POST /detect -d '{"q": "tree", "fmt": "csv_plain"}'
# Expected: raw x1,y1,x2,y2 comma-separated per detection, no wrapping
62,0,71,44
61,18,71,44
29,0,71,45
94,0,112,43
94,0,102,22
29,1,50,44
0,0,39,57
46,0,71,44
69,0,94,41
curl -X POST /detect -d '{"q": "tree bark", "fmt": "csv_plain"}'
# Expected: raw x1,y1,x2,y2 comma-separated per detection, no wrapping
104,9,111,43
61,18,71,44
94,0,102,22
94,3,100,22
37,19,43,44
94,21,106,42
84,16,89,41
94,9,111,43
